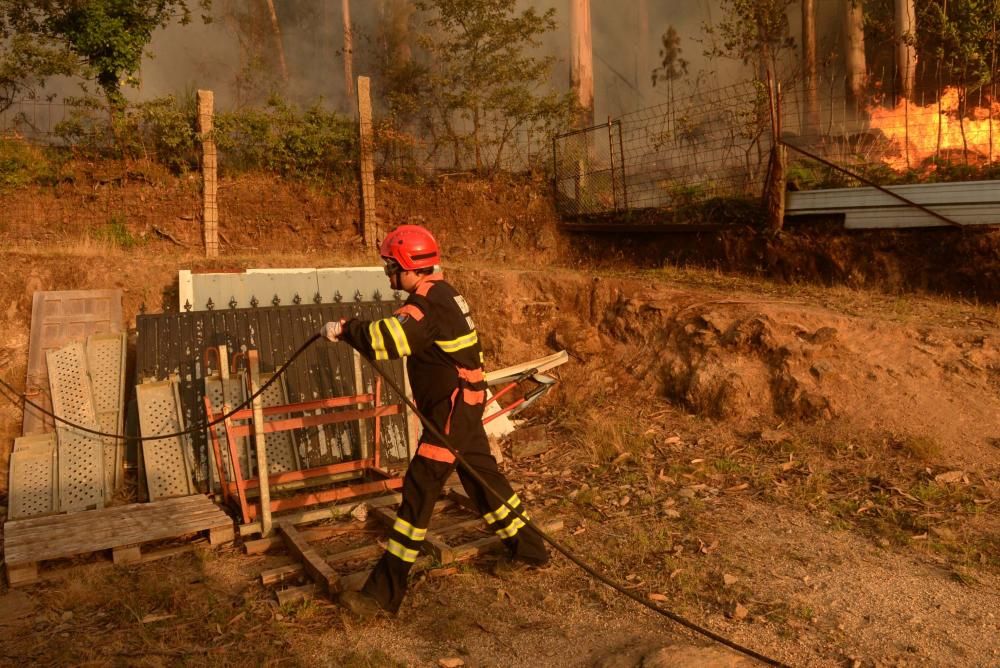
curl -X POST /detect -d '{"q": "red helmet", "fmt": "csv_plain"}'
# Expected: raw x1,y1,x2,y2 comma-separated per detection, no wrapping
379,225,441,271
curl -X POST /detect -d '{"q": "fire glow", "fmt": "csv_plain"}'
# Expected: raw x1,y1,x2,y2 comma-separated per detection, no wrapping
868,87,1000,171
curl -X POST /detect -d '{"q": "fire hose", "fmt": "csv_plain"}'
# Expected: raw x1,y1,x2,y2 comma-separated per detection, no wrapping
0,333,788,667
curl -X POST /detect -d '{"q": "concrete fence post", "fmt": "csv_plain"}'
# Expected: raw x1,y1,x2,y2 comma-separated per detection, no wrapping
357,76,378,247
197,89,219,258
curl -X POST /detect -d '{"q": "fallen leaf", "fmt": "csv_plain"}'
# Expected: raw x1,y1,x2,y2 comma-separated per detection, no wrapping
571,526,586,536
855,500,875,515
669,568,685,579
760,429,791,444
733,603,749,620
725,483,750,492
934,470,965,484
438,658,465,668
619,496,631,507
647,592,668,602
611,452,632,467
141,613,175,624
350,503,369,522
429,567,458,578
723,573,738,586
690,458,705,464
665,436,682,446
663,509,681,519
780,460,798,472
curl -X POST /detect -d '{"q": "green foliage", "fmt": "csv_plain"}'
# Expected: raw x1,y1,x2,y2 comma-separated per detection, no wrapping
652,26,688,87
412,0,574,172
92,214,140,249
1,0,211,105
214,97,356,180
703,0,796,78
916,0,1000,90
0,30,77,112
0,136,66,188
49,94,358,181
0,136,36,188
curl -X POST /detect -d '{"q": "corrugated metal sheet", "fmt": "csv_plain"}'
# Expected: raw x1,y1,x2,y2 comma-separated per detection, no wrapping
786,179,1000,229
135,302,412,489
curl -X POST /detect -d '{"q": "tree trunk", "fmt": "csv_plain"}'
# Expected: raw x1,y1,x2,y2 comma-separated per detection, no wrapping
342,0,354,105
569,0,594,128
894,0,916,100
637,0,650,103
264,0,289,84
844,0,867,105
802,0,820,136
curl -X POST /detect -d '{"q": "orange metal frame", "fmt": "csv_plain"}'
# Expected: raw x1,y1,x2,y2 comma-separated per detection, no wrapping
204,377,405,524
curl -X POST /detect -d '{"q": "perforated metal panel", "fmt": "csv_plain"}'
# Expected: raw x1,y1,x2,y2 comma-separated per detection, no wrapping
259,373,299,475
8,434,57,519
204,375,249,485
86,333,127,498
136,381,194,500
46,343,105,512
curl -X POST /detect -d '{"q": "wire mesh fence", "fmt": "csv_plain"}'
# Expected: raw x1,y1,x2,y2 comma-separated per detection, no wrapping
552,82,773,218
551,75,1000,219
779,75,1000,186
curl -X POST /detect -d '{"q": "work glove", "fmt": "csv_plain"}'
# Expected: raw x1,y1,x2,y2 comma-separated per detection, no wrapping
320,320,344,342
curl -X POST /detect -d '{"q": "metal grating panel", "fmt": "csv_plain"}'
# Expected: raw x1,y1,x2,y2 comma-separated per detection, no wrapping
8,434,57,519
86,332,127,499
259,373,299,475
204,374,250,485
46,343,105,512
136,381,194,500
24,290,122,435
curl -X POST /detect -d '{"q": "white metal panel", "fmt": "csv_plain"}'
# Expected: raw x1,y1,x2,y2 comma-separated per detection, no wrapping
787,179,1000,212
46,343,105,512
8,433,57,519
315,267,392,303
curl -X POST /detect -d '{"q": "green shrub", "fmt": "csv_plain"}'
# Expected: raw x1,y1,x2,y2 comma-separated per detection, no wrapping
214,96,357,181
92,215,140,249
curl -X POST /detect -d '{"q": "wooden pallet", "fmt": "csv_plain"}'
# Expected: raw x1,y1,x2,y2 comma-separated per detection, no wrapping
3,494,234,587
251,490,562,604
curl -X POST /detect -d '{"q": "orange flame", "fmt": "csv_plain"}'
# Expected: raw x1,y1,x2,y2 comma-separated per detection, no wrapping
868,87,1000,171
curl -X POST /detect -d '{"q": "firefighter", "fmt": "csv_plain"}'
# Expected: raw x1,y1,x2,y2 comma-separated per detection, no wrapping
320,224,549,617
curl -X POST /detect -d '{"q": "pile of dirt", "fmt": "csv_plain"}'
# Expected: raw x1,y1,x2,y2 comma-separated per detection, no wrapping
454,268,1000,466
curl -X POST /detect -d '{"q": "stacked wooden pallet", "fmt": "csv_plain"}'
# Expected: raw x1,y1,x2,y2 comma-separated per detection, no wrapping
4,494,234,586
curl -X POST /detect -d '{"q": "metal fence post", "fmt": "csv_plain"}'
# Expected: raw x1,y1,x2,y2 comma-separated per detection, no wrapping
607,117,618,211
616,121,628,210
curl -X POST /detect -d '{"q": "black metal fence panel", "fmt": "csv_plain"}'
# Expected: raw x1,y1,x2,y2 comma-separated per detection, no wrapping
135,301,411,490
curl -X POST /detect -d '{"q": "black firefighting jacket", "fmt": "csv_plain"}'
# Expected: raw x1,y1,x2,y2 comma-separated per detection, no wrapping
340,273,488,426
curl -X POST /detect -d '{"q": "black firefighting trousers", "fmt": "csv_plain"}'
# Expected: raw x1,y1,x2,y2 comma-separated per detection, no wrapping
361,390,549,613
